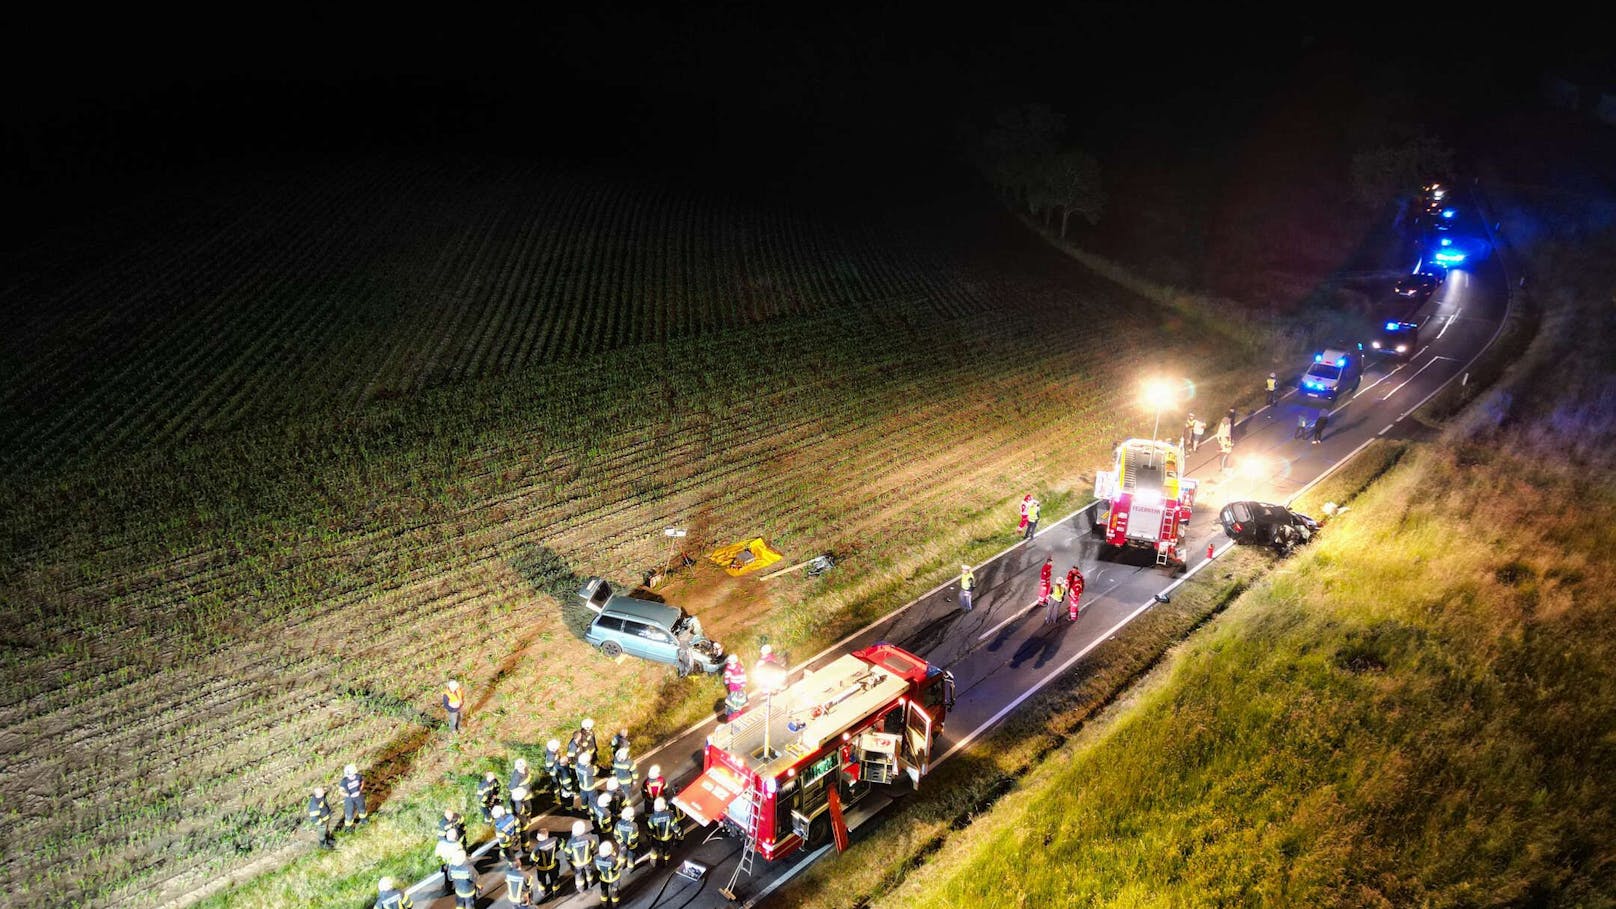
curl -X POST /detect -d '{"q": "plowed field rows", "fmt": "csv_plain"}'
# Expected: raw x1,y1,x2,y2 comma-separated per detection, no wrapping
0,159,1247,906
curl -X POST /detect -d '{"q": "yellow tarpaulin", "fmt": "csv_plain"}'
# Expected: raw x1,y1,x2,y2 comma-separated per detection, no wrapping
708,538,783,577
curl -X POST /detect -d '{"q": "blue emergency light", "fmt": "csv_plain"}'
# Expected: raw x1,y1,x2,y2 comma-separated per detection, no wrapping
1386,321,1400,331
1442,208,1456,219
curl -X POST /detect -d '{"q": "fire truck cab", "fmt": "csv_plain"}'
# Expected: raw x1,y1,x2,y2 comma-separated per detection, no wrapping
1093,438,1197,571
673,643,954,866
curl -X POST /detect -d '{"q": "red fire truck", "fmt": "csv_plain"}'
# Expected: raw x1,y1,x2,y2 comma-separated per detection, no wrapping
1093,438,1197,571
673,643,954,884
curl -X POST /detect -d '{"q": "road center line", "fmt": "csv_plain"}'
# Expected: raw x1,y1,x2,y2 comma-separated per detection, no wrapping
1380,357,1442,401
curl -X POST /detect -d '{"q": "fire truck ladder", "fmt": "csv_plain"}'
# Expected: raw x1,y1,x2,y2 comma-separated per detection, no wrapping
718,782,767,901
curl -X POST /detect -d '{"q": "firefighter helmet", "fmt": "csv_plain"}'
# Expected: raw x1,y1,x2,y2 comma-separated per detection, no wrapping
654,797,667,811
572,820,586,836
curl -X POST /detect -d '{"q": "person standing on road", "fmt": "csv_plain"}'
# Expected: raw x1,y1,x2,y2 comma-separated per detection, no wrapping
612,747,637,791
958,564,976,612
441,679,464,735
1295,413,1309,440
375,877,413,909
307,787,334,849
575,746,598,796
642,764,667,806
437,808,468,853
1218,432,1234,471
446,848,478,909
610,727,631,761
1017,494,1033,533
647,797,680,868
591,792,615,837
503,856,534,909
1023,499,1042,541
1312,411,1329,444
1066,566,1085,621
543,740,564,806
340,764,367,829
1266,372,1278,407
1040,556,1053,588
493,804,521,863
595,839,627,908
1038,558,1055,624
565,819,599,893
530,827,562,901
614,806,642,863
1192,415,1207,452
555,752,578,811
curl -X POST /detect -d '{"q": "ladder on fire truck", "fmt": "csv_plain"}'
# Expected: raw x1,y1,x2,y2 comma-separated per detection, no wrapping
717,781,767,901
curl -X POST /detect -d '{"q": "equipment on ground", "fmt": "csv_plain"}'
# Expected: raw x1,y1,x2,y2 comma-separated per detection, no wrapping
674,643,955,899
1093,438,1197,572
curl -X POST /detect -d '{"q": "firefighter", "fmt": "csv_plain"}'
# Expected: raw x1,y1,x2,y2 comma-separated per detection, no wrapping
492,804,520,863
437,808,467,852
646,797,680,868
759,643,783,667
569,718,599,769
642,764,667,805
445,848,477,909
339,764,367,828
1023,498,1041,541
503,856,534,909
434,821,464,893
610,727,631,759
307,786,334,849
543,739,564,805
530,826,562,901
723,654,748,718
532,748,557,806
1266,372,1278,406
375,877,413,909
441,679,464,734
476,770,503,822
1066,566,1085,621
507,758,533,814
614,806,642,863
604,776,628,817
612,747,637,789
595,839,626,907
556,751,578,811
575,745,598,795
591,792,615,836
958,564,976,611
565,819,599,893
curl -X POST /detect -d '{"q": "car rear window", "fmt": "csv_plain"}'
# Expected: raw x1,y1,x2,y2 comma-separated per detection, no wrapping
1228,503,1251,522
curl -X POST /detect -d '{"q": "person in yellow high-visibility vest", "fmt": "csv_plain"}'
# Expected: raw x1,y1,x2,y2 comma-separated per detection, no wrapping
441,679,465,734
958,564,976,612
1266,372,1278,407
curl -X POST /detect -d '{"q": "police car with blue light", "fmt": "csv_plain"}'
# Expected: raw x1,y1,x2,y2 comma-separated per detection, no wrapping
1298,349,1361,402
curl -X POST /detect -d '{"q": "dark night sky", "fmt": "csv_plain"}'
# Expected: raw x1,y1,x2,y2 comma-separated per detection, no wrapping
2,8,1603,242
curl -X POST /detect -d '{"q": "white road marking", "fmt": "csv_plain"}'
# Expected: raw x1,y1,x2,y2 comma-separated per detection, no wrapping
1380,357,1443,401
1436,309,1462,339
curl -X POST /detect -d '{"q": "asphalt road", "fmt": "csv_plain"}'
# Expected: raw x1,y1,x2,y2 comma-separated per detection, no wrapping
402,202,1509,909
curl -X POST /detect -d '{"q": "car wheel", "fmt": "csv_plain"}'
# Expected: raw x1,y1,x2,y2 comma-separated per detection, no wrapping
600,641,623,658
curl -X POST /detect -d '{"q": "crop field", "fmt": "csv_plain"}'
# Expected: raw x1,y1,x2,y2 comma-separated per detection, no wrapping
0,156,1250,906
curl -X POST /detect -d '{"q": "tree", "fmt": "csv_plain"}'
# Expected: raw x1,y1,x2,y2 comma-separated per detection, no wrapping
1350,131,1453,209
979,103,1065,209
1044,149,1104,237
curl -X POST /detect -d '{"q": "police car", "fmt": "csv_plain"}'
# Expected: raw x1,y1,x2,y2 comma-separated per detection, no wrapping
1298,349,1361,402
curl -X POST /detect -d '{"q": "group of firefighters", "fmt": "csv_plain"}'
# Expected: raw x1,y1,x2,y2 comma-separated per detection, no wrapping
352,643,788,909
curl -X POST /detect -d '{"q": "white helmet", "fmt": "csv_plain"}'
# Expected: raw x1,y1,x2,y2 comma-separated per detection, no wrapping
600,840,615,855
571,820,586,836
605,778,619,791
514,758,527,770
616,747,628,760
344,764,357,776
378,878,395,891
621,806,635,819
654,797,667,811
491,805,505,817
760,644,772,655
581,718,595,730
547,738,560,751
648,764,661,777
598,793,611,806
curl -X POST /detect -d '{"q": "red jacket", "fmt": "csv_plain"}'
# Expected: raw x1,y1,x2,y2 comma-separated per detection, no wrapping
1066,569,1084,600
1040,561,1053,584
